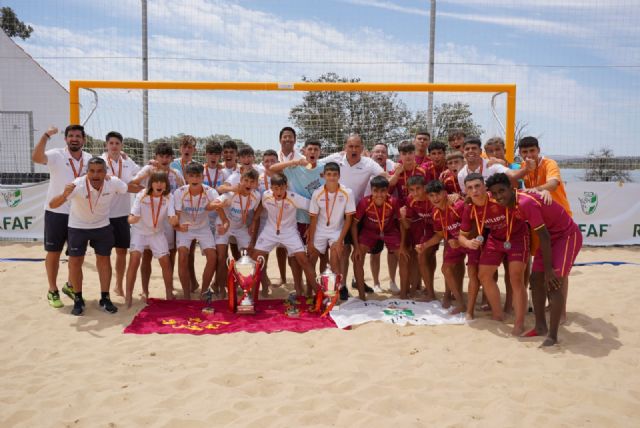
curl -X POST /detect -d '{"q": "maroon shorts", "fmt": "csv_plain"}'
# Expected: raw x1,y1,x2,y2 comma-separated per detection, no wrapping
443,244,466,265
409,223,436,246
297,222,309,245
479,234,529,266
465,248,480,266
359,230,401,252
532,226,582,277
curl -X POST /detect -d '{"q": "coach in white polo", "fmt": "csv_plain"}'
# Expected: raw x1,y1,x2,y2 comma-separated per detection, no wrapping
457,136,529,191
49,157,128,316
32,125,93,310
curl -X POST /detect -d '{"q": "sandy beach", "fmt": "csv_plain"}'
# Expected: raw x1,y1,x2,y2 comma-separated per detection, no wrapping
1,243,639,427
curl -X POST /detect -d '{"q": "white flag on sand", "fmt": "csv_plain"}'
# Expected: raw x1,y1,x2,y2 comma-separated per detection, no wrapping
329,298,466,329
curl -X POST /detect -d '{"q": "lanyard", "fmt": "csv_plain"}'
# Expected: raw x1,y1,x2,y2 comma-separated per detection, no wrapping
69,156,84,178
108,156,122,178
472,199,488,236
188,190,204,223
85,176,103,214
275,197,286,235
324,187,339,227
527,158,541,188
368,198,388,236
238,194,251,225
439,203,460,240
204,165,219,187
150,195,163,229
504,197,518,243
263,175,269,191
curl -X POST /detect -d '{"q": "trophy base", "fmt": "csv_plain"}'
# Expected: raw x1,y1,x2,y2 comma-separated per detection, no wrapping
237,305,255,315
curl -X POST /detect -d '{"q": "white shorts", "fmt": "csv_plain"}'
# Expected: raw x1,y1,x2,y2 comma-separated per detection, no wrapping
255,228,304,254
130,231,169,259
313,228,342,255
215,226,251,250
176,226,216,252
163,221,175,250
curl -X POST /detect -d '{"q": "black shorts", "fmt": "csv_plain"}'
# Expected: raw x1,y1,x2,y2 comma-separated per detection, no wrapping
368,239,384,255
67,225,115,257
344,219,364,246
44,211,69,252
110,216,131,249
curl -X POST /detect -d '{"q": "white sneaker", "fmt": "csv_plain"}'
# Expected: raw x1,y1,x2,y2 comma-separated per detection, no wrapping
389,281,400,294
373,284,383,293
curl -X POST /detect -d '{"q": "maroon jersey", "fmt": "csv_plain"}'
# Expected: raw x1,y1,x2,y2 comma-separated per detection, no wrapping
460,197,527,241
440,169,462,195
390,164,429,205
420,159,445,183
355,195,402,237
515,191,576,241
404,196,434,244
432,199,465,241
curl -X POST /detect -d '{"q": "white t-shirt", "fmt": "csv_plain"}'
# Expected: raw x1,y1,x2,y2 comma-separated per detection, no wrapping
100,153,140,218
44,148,93,214
133,165,184,193
321,153,384,204
260,190,310,234
67,176,128,229
217,190,261,229
309,184,356,233
457,158,509,193
203,165,230,189
131,191,175,236
173,185,219,230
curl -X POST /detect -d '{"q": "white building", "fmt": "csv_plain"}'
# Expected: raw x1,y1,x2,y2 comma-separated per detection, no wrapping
0,31,68,175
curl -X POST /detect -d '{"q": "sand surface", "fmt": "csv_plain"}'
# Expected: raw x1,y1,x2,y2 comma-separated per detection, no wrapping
1,243,639,427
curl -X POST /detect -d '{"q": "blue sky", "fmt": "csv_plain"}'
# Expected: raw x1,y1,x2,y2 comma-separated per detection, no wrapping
7,0,640,156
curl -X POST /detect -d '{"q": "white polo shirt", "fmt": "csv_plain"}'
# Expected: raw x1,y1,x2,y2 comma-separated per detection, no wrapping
44,148,93,214
321,153,384,204
217,190,261,229
261,190,310,233
173,185,219,230
67,176,128,229
457,158,509,193
309,184,356,233
131,191,176,236
100,153,140,218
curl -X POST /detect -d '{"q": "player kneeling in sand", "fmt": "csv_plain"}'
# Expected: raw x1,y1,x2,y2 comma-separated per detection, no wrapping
249,173,317,297
174,163,230,300
125,172,178,307
307,162,355,275
49,157,129,316
351,176,410,300
486,173,582,346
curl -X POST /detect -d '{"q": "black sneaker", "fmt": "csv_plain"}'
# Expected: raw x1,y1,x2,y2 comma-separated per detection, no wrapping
339,285,349,301
71,297,85,316
99,297,118,314
352,278,374,294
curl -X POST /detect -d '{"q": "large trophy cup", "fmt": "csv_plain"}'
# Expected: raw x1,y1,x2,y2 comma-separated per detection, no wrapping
314,267,343,317
227,250,265,314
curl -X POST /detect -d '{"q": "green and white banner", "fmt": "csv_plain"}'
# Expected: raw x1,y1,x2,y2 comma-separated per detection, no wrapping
566,182,640,246
0,182,47,240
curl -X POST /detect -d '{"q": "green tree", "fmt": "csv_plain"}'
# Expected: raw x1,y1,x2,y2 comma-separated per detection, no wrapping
429,102,483,144
1,7,33,40
289,73,413,153
583,147,632,182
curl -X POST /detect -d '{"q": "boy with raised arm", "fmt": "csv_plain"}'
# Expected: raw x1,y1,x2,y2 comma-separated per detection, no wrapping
174,163,229,300
487,173,581,346
250,173,317,297
49,158,128,316
307,162,355,275
351,176,409,300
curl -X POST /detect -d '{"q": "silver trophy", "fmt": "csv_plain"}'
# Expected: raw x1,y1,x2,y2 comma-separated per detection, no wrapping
227,250,265,315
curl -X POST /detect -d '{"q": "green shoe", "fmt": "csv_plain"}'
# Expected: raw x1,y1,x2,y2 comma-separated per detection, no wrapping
62,282,76,300
47,290,64,309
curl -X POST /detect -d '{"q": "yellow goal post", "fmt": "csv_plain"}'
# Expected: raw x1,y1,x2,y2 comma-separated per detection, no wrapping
69,80,517,161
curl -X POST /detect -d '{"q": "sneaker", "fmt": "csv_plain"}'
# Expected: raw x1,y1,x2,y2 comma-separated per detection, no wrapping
99,297,118,314
62,282,76,300
339,285,350,301
389,281,400,294
71,297,85,316
351,278,375,294
47,290,64,309
373,284,383,293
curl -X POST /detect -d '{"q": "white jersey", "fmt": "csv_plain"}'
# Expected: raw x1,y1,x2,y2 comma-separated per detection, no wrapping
67,176,128,229
44,148,93,214
174,185,219,230
321,153,384,204
100,153,140,218
457,158,509,193
261,190,310,234
309,184,356,233
133,165,184,193
203,165,229,189
217,190,261,229
130,191,175,236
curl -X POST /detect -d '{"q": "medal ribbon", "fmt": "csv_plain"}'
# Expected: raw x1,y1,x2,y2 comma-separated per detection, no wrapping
69,156,84,178
150,195,163,229
275,197,286,235
324,187,339,227
188,190,204,224
85,176,104,214
368,198,387,236
504,197,518,244
238,194,251,225
472,199,488,236
108,156,122,178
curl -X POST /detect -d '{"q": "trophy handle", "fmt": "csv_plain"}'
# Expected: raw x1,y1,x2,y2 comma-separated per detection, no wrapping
226,256,233,268
256,255,265,266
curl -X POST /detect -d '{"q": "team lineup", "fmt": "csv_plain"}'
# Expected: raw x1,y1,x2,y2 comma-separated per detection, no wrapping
33,125,581,346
